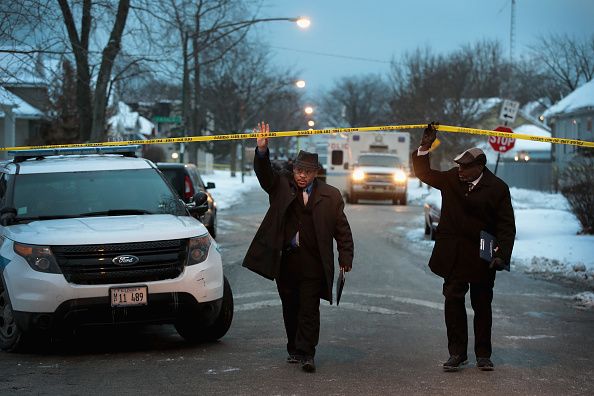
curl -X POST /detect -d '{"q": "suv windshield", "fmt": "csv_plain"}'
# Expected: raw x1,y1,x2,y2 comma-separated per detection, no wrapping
358,155,402,167
12,168,186,220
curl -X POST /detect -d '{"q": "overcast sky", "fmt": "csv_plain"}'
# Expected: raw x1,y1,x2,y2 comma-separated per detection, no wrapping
252,0,594,95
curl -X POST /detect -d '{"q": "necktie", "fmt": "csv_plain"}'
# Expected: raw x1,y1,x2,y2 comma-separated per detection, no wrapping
467,182,474,192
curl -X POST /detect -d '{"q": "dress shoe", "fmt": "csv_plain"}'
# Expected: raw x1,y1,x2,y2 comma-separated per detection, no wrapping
286,354,301,364
443,354,468,371
301,357,316,373
477,357,494,371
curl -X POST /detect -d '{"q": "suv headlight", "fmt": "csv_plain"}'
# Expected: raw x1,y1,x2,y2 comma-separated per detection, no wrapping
352,169,365,182
187,234,211,266
13,242,61,273
393,169,407,183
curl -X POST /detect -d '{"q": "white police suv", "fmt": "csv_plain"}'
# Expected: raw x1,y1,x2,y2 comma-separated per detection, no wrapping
0,146,232,351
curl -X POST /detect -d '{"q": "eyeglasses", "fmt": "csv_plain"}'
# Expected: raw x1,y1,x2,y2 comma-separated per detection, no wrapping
293,167,317,176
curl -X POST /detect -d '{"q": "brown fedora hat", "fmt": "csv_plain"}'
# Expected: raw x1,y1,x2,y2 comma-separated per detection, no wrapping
294,150,320,170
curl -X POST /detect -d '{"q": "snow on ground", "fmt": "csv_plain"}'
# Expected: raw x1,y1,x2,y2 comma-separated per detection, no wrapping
200,170,260,210
202,170,594,305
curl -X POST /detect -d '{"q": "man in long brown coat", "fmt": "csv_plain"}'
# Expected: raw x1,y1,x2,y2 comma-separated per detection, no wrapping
243,122,354,373
412,123,515,372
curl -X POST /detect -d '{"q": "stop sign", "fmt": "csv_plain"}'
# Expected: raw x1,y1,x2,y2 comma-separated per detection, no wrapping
489,126,515,153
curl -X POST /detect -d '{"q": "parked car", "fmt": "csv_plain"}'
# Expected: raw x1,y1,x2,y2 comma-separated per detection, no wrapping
0,146,232,352
424,200,441,241
156,163,217,239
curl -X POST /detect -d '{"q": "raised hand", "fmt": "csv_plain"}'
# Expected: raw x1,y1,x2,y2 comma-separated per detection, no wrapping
420,121,438,151
255,122,270,153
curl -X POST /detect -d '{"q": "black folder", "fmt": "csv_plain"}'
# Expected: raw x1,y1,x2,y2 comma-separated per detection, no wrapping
336,268,345,306
479,230,496,262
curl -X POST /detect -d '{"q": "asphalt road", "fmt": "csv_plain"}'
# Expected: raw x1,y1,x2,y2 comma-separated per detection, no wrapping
1,187,593,396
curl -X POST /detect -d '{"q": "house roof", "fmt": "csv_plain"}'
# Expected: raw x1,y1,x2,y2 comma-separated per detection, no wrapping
0,86,44,119
543,79,594,118
512,124,551,152
0,51,48,87
108,101,154,136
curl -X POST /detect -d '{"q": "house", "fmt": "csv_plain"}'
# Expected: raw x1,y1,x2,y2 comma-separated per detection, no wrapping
107,101,155,141
0,86,45,160
0,51,51,160
543,79,594,180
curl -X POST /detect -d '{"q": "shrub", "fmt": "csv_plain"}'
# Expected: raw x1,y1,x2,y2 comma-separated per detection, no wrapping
561,156,594,234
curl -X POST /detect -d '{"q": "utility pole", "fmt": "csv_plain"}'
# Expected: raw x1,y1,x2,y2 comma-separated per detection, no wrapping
510,0,516,63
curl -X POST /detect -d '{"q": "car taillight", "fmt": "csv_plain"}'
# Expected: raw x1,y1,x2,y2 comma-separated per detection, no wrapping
184,175,195,201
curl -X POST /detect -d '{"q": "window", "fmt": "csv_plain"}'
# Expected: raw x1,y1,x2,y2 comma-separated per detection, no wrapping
12,169,185,219
331,150,344,165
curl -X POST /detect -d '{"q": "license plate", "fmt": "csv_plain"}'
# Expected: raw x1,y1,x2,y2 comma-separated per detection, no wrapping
110,286,148,307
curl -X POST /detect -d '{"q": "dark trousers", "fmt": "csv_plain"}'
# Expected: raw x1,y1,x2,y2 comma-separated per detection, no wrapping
443,278,494,358
276,248,324,358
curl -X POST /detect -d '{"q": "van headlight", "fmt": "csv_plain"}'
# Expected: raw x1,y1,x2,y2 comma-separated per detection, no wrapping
352,169,365,182
393,169,407,183
187,234,211,265
13,242,61,273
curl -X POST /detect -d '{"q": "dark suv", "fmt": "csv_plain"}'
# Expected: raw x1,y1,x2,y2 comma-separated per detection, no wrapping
156,163,217,238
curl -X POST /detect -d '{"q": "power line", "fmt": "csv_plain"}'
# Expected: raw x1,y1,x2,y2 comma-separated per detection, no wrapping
269,45,391,64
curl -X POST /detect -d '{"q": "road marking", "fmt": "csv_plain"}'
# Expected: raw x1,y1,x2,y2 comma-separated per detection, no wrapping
234,291,277,299
235,299,281,312
504,335,556,340
350,292,446,311
334,302,410,315
233,290,514,318
234,298,409,315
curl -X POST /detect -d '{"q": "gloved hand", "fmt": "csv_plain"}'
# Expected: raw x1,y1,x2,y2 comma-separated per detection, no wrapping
489,257,506,271
420,122,438,150
340,263,352,273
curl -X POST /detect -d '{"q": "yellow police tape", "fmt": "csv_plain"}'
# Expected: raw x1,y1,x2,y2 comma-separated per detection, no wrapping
1,124,593,151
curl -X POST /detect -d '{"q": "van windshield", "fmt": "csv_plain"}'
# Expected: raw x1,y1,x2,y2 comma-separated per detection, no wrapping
358,155,401,167
12,169,186,220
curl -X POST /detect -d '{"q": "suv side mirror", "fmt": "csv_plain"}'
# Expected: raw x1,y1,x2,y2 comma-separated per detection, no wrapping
206,182,215,189
0,207,17,226
187,192,208,217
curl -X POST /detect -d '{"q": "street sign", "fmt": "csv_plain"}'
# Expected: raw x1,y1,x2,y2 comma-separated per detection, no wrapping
153,116,182,124
489,126,515,153
498,99,520,123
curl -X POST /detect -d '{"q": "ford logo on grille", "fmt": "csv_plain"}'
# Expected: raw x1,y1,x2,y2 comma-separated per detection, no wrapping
112,255,139,266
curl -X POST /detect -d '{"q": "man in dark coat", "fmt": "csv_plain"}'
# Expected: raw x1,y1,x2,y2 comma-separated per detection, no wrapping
243,122,354,373
412,123,515,372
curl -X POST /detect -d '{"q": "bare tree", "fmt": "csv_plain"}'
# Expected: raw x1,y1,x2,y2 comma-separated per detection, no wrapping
530,33,594,94
57,0,131,142
320,74,390,128
202,43,304,173
388,42,511,166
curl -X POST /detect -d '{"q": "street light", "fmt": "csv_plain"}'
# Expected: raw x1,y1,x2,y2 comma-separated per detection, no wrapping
304,106,314,115
295,80,306,89
295,17,311,29
254,16,311,29
308,120,315,127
